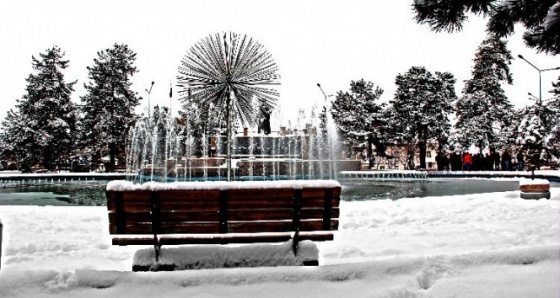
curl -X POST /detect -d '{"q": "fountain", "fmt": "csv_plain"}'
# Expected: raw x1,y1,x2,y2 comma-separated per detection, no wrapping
126,105,361,183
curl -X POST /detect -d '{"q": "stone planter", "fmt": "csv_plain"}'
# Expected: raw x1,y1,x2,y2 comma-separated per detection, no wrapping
519,179,550,200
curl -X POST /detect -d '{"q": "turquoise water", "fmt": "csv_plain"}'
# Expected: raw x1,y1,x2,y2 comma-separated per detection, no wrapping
0,182,107,206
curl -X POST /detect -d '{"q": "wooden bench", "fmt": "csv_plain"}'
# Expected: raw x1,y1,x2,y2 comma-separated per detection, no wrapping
106,180,341,266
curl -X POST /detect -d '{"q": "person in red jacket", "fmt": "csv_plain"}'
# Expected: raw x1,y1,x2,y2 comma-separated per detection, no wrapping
463,152,473,171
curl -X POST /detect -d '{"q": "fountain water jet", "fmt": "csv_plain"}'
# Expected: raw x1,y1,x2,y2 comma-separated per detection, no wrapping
127,102,360,182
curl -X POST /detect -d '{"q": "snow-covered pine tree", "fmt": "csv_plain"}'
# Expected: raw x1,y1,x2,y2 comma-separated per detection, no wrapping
454,35,514,154
0,46,78,170
412,0,560,55
517,93,558,171
542,76,560,165
391,66,456,169
330,79,386,165
80,44,141,172
0,109,36,171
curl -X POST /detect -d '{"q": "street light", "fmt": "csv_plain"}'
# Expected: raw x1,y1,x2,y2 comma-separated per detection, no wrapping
145,81,155,117
517,55,560,102
528,92,539,101
317,83,333,101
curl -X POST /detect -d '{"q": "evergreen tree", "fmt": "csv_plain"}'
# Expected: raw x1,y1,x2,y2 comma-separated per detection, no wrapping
80,44,141,172
543,76,560,162
454,36,514,154
318,106,328,135
383,105,418,169
0,46,77,170
412,0,560,55
517,94,557,171
179,98,222,158
0,109,36,171
391,67,456,169
330,79,387,165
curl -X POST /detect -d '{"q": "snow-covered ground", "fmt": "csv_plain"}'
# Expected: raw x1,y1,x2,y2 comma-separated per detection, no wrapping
0,181,559,297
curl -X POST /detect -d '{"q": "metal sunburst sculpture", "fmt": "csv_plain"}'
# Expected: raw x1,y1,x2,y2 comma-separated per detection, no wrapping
177,32,281,181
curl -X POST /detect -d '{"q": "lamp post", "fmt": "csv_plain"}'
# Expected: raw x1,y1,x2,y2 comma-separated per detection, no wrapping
517,55,560,102
145,81,155,119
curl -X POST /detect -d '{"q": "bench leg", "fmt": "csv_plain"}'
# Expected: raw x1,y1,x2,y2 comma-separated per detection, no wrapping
154,244,161,262
303,260,319,266
292,229,299,256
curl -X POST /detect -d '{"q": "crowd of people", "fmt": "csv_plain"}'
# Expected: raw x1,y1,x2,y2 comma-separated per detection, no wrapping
435,150,525,172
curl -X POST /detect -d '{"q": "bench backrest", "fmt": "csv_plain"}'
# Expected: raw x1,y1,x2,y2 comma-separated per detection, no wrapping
106,187,340,235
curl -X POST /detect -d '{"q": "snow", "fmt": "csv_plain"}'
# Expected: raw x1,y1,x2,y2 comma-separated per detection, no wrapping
519,178,550,186
133,240,319,270
0,184,559,297
106,179,341,191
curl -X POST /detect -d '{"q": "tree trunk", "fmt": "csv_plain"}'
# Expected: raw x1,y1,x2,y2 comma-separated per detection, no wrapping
367,135,373,169
407,149,415,170
418,123,426,169
419,142,426,169
108,142,116,173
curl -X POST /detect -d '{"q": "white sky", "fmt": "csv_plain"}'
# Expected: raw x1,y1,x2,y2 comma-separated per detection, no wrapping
1,0,559,123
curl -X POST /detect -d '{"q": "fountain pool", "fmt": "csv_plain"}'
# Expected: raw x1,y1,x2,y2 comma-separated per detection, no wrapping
1,177,556,206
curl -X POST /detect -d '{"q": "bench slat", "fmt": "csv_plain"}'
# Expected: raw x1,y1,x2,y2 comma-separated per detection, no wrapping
112,236,156,246
108,200,220,212
301,188,341,198
158,200,219,212
159,233,293,245
109,211,220,223
226,189,295,200
157,190,221,199
108,191,340,211
301,197,340,208
112,232,335,246
157,231,334,245
111,219,338,235
227,219,338,233
227,207,340,221
107,190,221,200
110,222,221,234
108,208,340,225
107,200,151,212
227,198,293,208
226,197,339,209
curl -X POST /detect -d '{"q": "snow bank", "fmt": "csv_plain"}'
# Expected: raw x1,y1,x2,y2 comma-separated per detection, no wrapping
133,240,318,271
0,188,559,297
0,245,558,298
106,179,341,191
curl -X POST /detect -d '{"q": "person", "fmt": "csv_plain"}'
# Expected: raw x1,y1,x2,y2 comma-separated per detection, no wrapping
484,153,492,171
501,150,512,171
369,153,376,169
492,150,501,170
462,152,472,171
516,150,525,171
257,107,271,135
443,153,450,171
450,152,461,171
472,153,481,171
435,152,446,171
